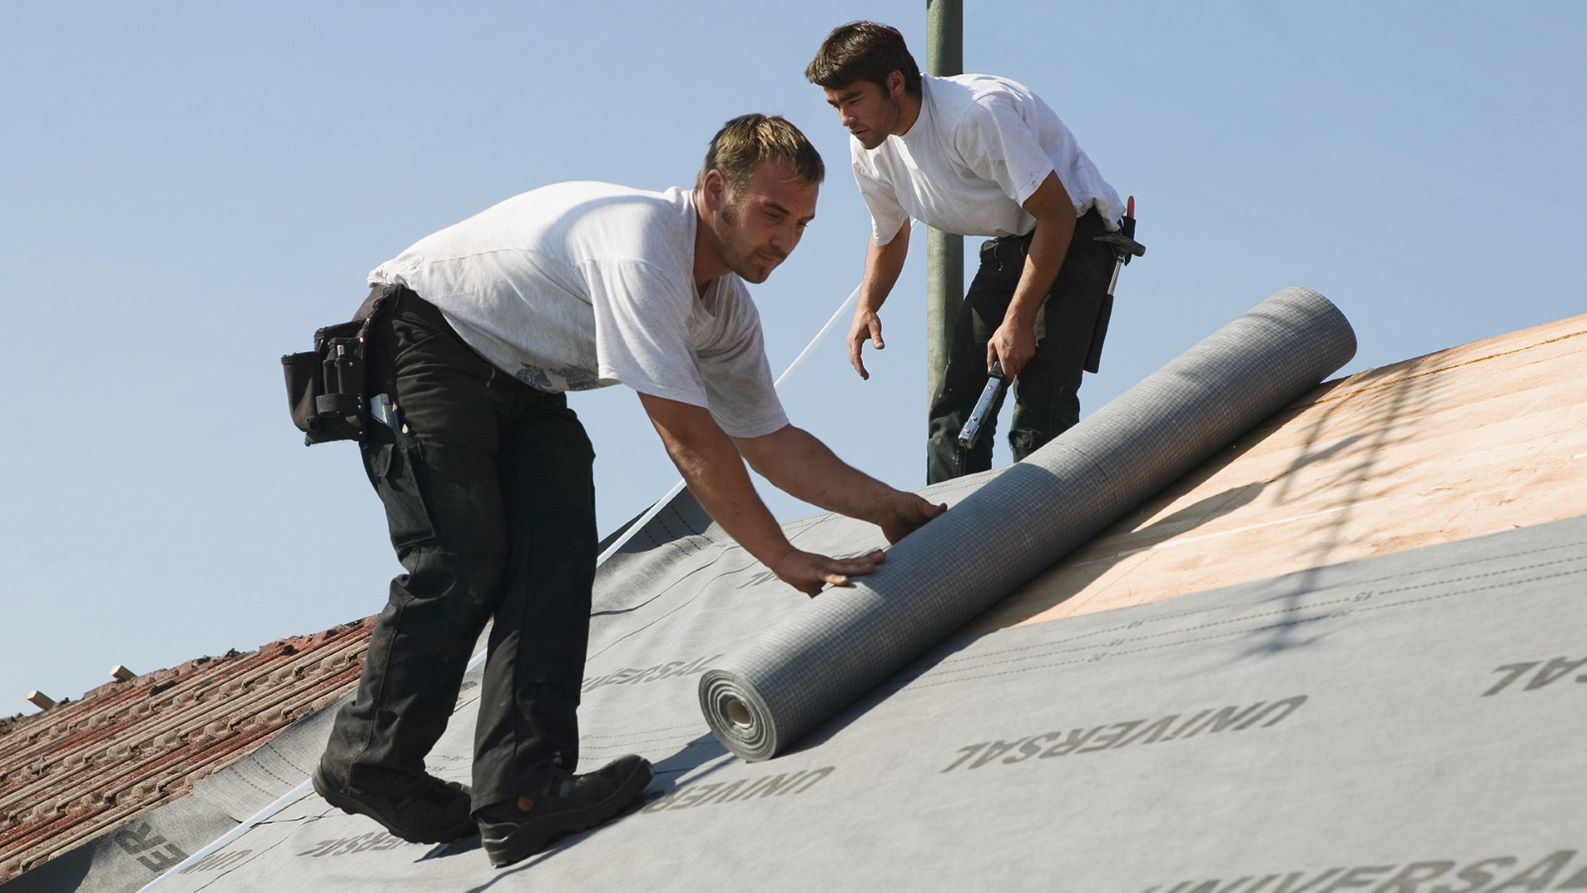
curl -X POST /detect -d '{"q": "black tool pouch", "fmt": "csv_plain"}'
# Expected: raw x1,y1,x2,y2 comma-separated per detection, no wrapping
1086,210,1144,374
281,287,394,446
1083,293,1112,374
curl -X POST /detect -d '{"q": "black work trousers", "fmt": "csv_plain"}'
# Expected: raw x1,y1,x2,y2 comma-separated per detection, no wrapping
925,209,1113,483
319,286,596,812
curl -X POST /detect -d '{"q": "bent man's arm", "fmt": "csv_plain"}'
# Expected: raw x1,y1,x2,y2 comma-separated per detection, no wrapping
734,423,944,544
849,219,912,380
639,393,888,596
987,172,1077,379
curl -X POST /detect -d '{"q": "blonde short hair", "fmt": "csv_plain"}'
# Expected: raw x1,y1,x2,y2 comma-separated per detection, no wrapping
697,114,824,195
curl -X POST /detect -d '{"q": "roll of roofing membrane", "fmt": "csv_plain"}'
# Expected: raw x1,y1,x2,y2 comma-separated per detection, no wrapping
700,287,1357,761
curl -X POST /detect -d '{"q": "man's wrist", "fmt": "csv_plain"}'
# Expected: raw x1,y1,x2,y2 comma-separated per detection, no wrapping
1004,293,1041,328
861,487,905,527
762,541,809,582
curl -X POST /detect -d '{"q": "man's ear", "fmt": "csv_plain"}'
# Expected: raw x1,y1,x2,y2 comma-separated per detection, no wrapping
887,70,905,99
701,169,726,212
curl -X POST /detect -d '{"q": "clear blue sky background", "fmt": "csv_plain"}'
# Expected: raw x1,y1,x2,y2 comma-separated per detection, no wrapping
3,2,1583,715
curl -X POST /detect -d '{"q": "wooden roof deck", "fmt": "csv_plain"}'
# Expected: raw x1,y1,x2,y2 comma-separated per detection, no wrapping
974,313,1587,633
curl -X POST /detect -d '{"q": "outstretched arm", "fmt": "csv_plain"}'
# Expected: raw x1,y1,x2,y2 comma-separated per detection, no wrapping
848,219,912,380
639,393,889,596
733,423,945,544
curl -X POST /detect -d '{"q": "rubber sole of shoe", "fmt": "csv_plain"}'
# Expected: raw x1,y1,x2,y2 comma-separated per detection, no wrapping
481,759,653,868
311,764,475,845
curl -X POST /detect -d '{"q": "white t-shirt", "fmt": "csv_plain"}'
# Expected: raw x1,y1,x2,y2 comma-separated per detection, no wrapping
852,74,1124,244
369,182,789,438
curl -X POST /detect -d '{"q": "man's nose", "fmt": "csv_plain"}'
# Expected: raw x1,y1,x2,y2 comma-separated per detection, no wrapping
770,222,795,252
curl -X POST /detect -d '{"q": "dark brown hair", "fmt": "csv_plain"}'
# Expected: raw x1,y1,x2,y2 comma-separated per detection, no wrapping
805,21,922,96
697,114,825,195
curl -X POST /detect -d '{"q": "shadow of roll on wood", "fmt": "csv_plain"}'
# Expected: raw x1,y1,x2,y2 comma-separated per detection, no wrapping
699,287,1358,762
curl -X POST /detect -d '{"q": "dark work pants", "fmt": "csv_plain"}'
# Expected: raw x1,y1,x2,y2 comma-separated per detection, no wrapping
925,209,1113,483
319,286,596,812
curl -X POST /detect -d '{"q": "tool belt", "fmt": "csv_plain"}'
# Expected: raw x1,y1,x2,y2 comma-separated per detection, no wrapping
280,285,398,446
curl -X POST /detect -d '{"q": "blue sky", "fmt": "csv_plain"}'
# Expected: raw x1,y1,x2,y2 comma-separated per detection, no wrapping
3,2,1583,714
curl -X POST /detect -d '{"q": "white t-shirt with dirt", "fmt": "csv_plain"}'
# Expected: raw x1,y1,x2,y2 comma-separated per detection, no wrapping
369,182,789,438
852,73,1124,244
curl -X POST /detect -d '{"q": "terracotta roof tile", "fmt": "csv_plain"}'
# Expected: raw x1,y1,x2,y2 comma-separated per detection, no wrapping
0,617,377,883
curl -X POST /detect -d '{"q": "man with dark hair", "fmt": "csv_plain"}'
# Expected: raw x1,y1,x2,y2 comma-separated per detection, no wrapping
808,22,1125,483
311,113,944,868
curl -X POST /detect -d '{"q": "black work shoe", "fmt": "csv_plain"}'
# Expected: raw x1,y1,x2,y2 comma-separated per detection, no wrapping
478,755,653,867
312,761,476,844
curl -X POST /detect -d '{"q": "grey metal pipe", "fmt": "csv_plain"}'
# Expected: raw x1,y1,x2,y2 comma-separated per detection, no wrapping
700,287,1357,761
925,0,964,442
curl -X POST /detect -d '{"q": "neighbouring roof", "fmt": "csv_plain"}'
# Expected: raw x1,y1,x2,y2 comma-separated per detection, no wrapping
0,619,375,883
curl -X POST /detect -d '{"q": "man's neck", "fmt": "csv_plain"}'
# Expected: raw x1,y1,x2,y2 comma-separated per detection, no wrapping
893,83,924,137
691,189,725,291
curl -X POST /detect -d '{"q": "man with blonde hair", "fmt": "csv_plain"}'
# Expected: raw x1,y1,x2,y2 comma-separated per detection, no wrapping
308,114,943,868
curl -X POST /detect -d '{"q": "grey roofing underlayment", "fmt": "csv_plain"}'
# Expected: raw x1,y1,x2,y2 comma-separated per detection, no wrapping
701,287,1354,761
13,288,1587,891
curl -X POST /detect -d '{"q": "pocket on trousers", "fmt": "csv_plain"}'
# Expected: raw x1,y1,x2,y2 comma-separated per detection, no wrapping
365,440,436,549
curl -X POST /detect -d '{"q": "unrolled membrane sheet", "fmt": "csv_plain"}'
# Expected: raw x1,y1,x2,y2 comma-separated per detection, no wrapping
700,286,1357,761
113,513,1587,891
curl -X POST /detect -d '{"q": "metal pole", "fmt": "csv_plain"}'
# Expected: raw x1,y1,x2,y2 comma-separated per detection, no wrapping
925,0,963,458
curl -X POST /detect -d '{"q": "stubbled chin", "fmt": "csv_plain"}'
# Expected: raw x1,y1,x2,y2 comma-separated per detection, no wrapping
735,261,773,284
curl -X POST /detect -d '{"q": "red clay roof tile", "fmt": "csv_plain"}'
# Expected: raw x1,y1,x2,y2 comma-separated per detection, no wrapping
0,617,377,883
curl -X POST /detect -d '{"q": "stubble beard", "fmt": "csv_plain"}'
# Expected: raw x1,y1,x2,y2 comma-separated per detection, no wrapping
859,93,904,150
718,201,776,284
